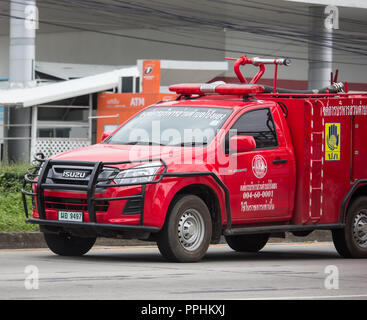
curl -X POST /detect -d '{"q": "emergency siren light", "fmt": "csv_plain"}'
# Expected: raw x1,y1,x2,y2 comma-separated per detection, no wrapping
169,82,265,96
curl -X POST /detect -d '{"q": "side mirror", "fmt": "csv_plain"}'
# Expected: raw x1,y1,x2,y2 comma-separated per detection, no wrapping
229,135,256,153
101,131,113,142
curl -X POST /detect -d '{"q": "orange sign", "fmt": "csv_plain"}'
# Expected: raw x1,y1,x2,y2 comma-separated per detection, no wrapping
96,92,176,143
142,60,161,93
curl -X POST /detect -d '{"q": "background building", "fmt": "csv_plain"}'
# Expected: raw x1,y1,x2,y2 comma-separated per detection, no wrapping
0,0,366,162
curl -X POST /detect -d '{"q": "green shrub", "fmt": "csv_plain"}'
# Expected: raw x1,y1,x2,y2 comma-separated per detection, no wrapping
0,163,29,193
0,164,38,232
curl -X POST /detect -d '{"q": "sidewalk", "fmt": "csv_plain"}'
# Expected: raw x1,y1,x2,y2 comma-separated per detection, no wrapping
0,230,332,249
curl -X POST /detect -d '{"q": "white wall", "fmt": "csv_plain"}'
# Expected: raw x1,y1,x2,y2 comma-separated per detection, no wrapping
0,26,366,85
36,27,225,66
0,26,225,78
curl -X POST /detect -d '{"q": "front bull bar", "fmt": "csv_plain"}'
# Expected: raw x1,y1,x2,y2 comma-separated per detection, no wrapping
21,153,169,235
21,153,233,237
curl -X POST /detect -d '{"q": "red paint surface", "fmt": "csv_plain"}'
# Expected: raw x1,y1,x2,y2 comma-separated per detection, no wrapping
33,56,367,232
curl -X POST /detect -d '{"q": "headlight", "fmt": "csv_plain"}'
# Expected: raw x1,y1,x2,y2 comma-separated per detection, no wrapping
114,161,162,185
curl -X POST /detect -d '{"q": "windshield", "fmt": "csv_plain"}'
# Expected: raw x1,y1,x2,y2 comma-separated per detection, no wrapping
106,106,232,146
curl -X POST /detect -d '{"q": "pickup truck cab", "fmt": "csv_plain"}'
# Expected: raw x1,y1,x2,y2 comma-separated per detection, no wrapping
22,56,367,262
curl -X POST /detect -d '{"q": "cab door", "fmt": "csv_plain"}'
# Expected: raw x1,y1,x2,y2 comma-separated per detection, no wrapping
222,105,293,224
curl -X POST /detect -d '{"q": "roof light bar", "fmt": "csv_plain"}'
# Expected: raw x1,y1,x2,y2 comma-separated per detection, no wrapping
169,83,265,96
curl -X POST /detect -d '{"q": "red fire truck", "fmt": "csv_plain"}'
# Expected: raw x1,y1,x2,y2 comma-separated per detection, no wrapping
22,56,367,262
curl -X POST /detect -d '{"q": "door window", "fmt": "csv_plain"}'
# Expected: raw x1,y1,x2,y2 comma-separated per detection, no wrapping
229,108,278,150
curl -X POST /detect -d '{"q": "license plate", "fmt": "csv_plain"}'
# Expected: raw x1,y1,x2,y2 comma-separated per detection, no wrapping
58,211,83,222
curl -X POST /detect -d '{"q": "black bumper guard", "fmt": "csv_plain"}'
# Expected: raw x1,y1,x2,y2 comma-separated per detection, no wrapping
21,153,170,234
22,153,233,236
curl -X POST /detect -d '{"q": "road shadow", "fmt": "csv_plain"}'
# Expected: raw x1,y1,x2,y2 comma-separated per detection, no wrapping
35,244,342,264
203,247,341,262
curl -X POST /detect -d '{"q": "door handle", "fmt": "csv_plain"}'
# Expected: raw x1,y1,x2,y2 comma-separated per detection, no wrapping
272,159,288,164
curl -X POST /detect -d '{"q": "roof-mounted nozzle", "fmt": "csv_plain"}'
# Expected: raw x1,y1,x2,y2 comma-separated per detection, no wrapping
252,57,291,66
169,55,293,97
225,55,291,92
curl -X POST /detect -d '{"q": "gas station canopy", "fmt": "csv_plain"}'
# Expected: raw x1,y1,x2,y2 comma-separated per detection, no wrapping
0,66,139,108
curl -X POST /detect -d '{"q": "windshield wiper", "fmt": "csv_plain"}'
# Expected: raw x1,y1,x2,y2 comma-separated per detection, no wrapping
109,140,207,147
118,141,168,146
138,141,168,146
174,142,208,147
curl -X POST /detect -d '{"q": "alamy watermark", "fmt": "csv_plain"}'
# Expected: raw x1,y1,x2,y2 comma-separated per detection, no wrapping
24,265,39,290
324,265,339,290
125,124,239,175
24,4,39,30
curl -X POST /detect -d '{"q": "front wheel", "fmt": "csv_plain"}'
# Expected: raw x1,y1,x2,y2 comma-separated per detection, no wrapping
43,232,96,256
157,195,212,262
225,233,269,252
332,196,367,258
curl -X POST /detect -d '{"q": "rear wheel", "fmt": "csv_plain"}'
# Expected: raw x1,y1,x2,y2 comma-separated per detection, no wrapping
157,195,212,262
332,196,367,258
225,233,269,252
43,232,96,256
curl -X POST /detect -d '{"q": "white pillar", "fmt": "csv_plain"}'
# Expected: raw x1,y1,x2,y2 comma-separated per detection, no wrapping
8,0,37,162
308,5,337,90
9,0,36,88
30,105,37,159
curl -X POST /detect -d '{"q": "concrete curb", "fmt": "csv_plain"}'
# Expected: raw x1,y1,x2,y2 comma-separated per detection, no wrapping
0,230,332,249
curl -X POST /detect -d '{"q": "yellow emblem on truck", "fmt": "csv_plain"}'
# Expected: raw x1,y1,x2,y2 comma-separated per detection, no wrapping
325,123,341,161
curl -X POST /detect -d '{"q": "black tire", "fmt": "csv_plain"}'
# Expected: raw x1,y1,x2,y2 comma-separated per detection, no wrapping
43,232,96,256
225,233,269,252
332,196,367,258
157,195,212,262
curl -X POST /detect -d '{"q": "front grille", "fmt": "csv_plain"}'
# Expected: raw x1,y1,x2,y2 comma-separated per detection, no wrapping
44,197,109,212
51,178,89,186
46,166,118,187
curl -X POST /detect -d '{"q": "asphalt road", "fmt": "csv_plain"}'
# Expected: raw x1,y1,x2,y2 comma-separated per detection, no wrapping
0,242,366,300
